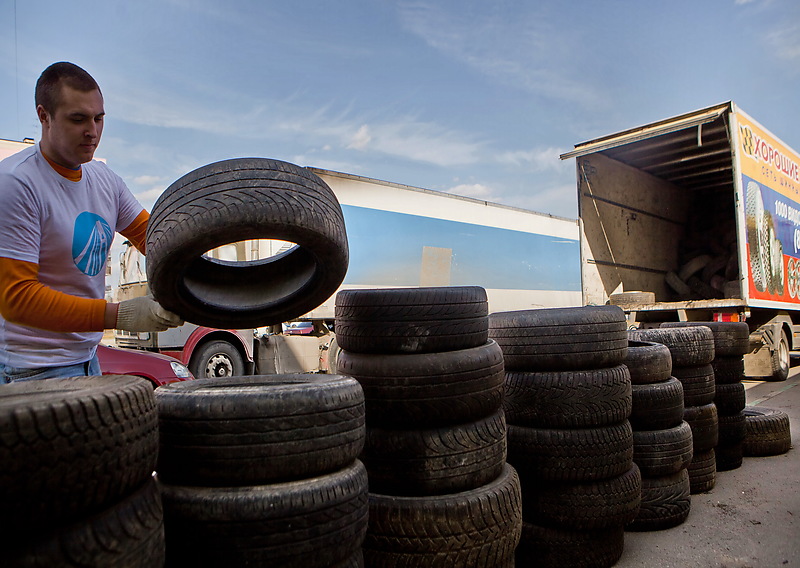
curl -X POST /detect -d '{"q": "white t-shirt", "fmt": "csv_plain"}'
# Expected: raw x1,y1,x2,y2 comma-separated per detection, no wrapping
0,143,143,368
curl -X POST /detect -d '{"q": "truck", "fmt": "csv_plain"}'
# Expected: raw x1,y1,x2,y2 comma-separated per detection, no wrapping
560,101,800,381
115,167,583,377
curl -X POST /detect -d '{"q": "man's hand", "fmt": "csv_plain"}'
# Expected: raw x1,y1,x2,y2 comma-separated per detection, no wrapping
115,296,184,332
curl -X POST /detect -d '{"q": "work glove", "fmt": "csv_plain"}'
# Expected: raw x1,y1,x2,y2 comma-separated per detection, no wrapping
116,296,184,332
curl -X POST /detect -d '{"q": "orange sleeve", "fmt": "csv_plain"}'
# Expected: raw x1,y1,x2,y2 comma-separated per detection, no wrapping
0,257,106,332
121,210,149,255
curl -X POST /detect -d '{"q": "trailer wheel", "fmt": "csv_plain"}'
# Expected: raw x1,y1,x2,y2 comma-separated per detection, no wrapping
146,158,348,328
189,339,245,378
769,329,790,382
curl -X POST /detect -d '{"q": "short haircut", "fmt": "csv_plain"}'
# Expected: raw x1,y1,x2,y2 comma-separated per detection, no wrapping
35,62,101,113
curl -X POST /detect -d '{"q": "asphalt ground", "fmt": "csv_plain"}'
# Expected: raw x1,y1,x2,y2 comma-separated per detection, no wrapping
615,365,800,568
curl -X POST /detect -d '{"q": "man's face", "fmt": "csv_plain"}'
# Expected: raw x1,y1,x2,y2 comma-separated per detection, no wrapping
38,85,105,169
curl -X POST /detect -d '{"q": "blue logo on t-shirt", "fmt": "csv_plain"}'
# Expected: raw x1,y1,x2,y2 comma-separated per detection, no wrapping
72,212,113,276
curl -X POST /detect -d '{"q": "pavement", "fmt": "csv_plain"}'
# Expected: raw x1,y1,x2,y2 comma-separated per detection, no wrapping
615,365,800,567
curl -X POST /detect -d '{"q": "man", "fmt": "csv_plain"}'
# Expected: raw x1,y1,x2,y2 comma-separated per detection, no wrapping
0,62,182,383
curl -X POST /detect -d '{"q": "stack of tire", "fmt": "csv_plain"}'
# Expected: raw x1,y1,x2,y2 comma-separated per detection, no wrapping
488,305,640,568
629,326,718,494
154,375,369,568
623,340,693,531
335,286,522,567
661,322,751,471
0,375,164,567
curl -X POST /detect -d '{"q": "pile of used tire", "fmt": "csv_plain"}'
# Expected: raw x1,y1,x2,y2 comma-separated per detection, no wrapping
154,375,369,567
623,340,693,531
629,326,718,494
0,375,165,566
335,286,522,567
489,305,640,568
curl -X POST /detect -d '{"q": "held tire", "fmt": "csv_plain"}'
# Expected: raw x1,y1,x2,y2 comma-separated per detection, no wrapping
336,340,504,428
660,321,750,357
683,403,719,452
625,340,673,384
626,468,691,532
629,326,715,366
0,375,159,533
516,523,624,568
363,464,522,567
360,411,507,496
159,460,369,568
503,365,632,428
334,287,488,354
630,377,685,431
489,306,628,372
632,421,694,477
146,158,349,328
743,407,792,456
189,339,246,378
156,375,365,486
672,364,716,407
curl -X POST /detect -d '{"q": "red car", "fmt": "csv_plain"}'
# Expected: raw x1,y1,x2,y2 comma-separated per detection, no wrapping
97,343,194,387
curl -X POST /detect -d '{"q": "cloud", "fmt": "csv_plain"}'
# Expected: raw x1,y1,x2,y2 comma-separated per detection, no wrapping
445,183,497,201
497,146,570,172
767,23,800,62
348,124,372,150
133,175,161,186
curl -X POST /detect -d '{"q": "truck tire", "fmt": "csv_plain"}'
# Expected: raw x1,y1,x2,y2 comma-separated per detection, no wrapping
630,377,685,431
334,287,488,354
156,375,365,486
488,306,628,372
159,460,368,568
146,158,348,328
336,340,504,428
714,382,746,415
189,339,245,378
683,403,719,452
630,326,715,366
516,523,624,568
632,421,693,477
625,340,673,384
521,464,641,530
743,407,792,456
361,411,507,496
626,468,691,532
8,477,165,568
660,321,750,356
507,421,634,482
712,355,746,384
0,375,158,533
671,364,716,407
503,365,632,428
769,329,790,382
688,448,716,494
363,464,521,567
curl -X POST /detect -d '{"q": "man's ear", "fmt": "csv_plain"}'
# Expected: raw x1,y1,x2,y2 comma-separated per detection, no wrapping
36,104,49,125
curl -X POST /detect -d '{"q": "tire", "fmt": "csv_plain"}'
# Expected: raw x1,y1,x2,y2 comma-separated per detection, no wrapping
632,421,694,477
660,321,750,357
0,375,159,533
672,364,716,407
712,355,745,384
718,411,747,445
488,306,628,372
503,365,632,428
769,329,790,382
146,158,349,328
743,407,792,456
160,460,369,568
683,403,719,452
630,377,685,431
625,340,673,384
8,477,165,568
521,465,641,530
336,340,504,428
189,339,246,378
156,375,365,486
688,448,716,494
714,382,746,415
360,411,507,496
507,421,634,482
716,442,744,471
609,291,655,306
334,287,488,354
626,468,691,532
516,523,624,568
363,464,522,567
629,326,715,366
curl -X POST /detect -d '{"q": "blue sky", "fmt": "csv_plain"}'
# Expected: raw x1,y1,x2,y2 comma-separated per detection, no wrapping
1,0,799,221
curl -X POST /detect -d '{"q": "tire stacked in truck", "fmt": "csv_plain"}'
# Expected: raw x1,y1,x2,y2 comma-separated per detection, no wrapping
155,375,369,568
489,305,640,568
623,340,693,531
629,326,718,494
335,286,522,567
661,322,751,471
0,375,165,567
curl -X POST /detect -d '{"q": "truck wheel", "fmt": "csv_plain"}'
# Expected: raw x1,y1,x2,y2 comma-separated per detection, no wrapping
146,158,348,328
190,339,245,378
769,329,790,382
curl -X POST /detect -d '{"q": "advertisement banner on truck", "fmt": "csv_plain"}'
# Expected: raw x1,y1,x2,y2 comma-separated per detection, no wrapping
738,111,800,303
